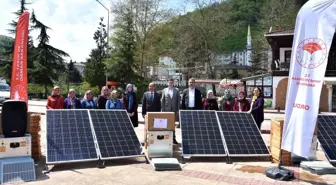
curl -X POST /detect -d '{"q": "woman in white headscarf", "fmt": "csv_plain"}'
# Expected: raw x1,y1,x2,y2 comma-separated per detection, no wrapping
202,90,219,110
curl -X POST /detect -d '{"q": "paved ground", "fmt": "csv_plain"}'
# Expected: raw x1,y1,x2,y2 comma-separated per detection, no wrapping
10,100,333,185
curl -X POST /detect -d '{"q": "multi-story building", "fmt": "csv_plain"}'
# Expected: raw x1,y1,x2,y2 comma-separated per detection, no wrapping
73,62,86,77
241,28,336,112
148,55,183,81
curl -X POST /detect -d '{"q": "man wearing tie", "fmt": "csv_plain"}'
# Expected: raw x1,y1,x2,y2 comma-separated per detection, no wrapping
181,78,203,110
161,79,180,144
142,82,161,117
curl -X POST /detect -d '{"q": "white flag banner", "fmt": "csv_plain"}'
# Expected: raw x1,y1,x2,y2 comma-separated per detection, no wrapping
282,0,336,158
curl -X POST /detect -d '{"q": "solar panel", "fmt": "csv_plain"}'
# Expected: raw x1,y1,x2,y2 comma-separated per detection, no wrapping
89,110,143,160
216,111,270,156
317,115,336,162
179,110,226,156
0,157,36,183
46,110,99,164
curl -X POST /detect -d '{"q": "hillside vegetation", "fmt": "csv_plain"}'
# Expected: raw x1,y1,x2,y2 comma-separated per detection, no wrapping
144,0,305,77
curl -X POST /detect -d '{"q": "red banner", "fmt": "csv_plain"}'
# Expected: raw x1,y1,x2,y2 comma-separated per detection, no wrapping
10,12,30,105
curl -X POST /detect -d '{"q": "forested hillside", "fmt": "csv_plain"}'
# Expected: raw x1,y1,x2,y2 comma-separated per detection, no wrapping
144,0,307,77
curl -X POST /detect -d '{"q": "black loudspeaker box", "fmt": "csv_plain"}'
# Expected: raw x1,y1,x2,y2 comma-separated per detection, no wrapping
1,100,27,137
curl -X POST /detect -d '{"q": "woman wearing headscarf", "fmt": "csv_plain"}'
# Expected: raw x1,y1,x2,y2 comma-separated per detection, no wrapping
221,89,235,111
202,90,219,110
123,84,138,127
248,87,264,130
81,90,97,109
64,89,81,109
46,86,64,109
97,86,109,109
233,91,250,112
106,90,123,109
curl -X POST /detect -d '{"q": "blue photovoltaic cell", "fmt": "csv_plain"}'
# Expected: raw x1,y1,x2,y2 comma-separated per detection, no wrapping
216,111,269,156
180,110,226,155
89,110,143,159
46,110,98,164
317,115,336,161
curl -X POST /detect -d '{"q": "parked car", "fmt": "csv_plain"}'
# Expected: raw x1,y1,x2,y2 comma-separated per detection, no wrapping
0,83,10,106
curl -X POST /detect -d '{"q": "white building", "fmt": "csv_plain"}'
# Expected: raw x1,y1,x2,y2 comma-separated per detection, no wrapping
215,25,252,67
149,25,268,81
74,62,86,77
148,55,183,81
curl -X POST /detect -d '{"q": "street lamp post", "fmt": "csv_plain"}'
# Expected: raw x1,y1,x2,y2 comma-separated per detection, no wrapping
96,0,110,87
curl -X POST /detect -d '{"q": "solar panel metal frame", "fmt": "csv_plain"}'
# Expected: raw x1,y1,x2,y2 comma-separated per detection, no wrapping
216,111,270,157
88,109,144,160
46,109,100,164
317,114,336,163
179,110,228,157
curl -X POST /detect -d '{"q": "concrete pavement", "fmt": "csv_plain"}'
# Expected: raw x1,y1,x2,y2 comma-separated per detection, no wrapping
28,113,336,185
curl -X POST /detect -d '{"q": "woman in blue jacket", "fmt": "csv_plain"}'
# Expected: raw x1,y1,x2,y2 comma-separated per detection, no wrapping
106,90,123,109
81,90,97,109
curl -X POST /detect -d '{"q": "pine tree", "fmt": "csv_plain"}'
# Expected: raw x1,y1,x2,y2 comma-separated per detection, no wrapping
30,11,69,96
84,17,108,88
105,7,137,86
0,0,33,83
7,0,31,34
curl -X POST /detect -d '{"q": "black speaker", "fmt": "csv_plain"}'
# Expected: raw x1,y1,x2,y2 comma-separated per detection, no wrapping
1,100,27,137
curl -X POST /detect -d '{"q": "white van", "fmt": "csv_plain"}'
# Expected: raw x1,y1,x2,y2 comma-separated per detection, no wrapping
0,83,10,105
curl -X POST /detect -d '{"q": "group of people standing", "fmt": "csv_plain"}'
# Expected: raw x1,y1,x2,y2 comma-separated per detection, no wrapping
46,84,139,123
46,77,265,137
202,86,265,129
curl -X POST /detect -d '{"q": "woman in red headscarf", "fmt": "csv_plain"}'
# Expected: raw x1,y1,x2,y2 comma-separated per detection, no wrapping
233,91,250,112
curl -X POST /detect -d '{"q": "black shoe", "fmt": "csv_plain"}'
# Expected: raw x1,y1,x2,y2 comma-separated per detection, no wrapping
173,139,179,145
176,124,180,128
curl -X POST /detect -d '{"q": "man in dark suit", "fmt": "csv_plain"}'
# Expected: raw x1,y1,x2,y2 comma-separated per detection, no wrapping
181,78,203,110
142,82,161,117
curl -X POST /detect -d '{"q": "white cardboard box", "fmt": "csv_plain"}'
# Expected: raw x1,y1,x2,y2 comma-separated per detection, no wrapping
0,134,31,158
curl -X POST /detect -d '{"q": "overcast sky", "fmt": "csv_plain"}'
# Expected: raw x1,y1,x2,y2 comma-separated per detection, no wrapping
0,0,197,62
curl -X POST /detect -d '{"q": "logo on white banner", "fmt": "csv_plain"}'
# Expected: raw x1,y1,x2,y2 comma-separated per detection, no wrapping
296,38,328,69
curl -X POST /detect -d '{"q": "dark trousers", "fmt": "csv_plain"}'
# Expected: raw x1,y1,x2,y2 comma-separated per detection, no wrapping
256,122,262,130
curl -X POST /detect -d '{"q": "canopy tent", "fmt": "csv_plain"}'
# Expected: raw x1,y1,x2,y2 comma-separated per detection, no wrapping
219,79,244,88
219,79,245,97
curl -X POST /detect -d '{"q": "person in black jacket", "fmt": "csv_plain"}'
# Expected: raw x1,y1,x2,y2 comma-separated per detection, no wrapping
202,90,219,110
142,82,161,117
123,84,138,127
96,86,109,109
181,78,203,110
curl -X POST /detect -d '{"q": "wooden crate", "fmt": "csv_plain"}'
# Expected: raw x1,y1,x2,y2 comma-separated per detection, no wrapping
29,113,41,161
270,118,292,166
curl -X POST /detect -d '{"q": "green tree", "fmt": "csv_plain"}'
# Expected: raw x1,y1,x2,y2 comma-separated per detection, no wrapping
7,0,31,34
83,17,108,88
0,0,35,83
0,35,14,82
105,7,137,87
173,0,233,93
249,0,299,74
113,0,175,77
29,11,69,96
